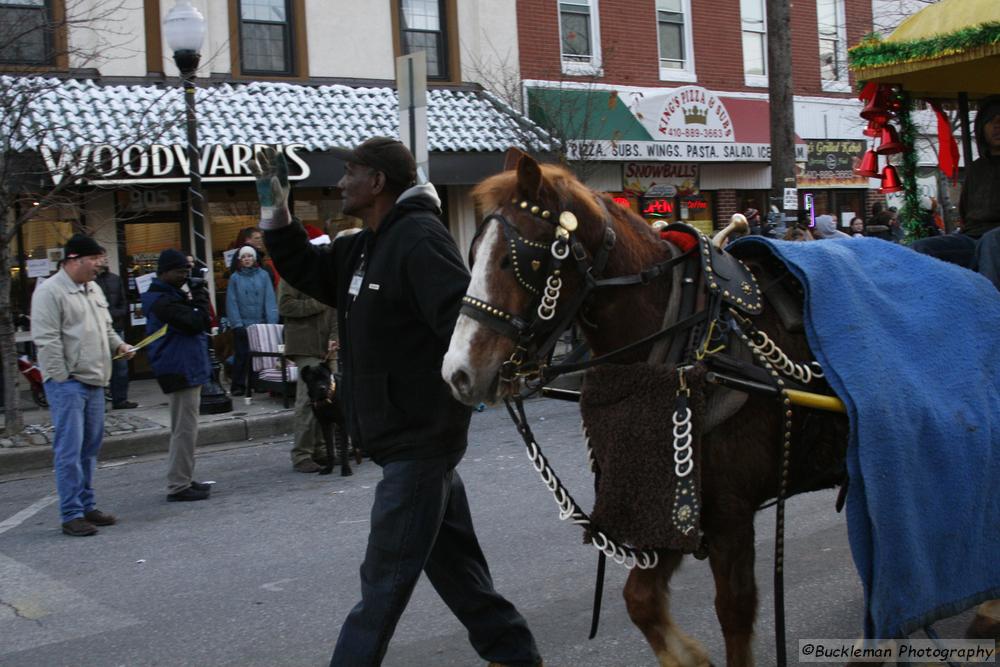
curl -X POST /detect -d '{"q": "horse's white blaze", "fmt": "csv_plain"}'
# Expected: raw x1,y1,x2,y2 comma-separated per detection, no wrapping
443,220,502,401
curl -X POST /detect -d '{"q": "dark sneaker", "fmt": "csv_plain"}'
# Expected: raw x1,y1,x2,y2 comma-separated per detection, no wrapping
167,486,210,502
293,460,321,473
112,401,138,410
62,518,98,537
190,481,212,492
83,509,117,526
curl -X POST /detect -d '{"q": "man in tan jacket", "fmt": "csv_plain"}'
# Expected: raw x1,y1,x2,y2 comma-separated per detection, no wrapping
278,227,338,472
31,234,134,536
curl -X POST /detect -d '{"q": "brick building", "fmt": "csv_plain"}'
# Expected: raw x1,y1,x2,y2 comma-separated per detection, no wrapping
515,0,880,234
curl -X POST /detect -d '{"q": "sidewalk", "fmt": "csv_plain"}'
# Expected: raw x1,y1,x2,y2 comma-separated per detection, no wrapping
0,379,295,475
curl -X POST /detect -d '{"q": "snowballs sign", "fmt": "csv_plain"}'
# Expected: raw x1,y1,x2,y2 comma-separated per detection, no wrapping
40,143,310,186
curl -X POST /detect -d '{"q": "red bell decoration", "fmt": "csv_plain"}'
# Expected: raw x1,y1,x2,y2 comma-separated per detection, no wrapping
854,149,880,178
863,119,883,137
879,165,903,193
861,95,890,125
875,124,905,155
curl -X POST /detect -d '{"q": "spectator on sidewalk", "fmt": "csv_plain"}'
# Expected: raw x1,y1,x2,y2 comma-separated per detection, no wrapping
228,227,277,286
850,216,866,237
225,245,278,395
253,138,541,666
95,255,137,410
278,227,339,473
141,249,214,502
31,234,134,537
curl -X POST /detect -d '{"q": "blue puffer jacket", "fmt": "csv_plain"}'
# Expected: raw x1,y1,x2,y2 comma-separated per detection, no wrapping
141,278,212,393
226,267,278,328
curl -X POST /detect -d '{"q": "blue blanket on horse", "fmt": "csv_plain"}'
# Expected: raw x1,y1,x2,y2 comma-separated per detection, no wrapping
731,236,1000,639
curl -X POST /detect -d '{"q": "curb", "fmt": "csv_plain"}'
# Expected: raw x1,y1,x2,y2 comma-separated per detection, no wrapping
0,412,295,476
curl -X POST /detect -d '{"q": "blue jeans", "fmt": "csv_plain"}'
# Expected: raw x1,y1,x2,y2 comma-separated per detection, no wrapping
109,328,129,404
44,379,106,523
330,452,540,667
972,227,1000,291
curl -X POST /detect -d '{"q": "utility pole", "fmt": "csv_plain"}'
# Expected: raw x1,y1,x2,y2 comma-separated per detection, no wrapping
767,0,798,225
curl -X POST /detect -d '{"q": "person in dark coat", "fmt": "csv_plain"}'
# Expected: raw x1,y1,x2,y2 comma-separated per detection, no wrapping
95,255,136,409
913,95,1000,276
252,138,541,667
140,249,214,502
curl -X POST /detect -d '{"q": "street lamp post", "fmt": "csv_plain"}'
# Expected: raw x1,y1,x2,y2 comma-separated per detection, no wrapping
164,0,231,415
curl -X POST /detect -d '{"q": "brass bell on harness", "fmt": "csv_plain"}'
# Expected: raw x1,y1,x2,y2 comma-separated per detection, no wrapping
558,211,578,233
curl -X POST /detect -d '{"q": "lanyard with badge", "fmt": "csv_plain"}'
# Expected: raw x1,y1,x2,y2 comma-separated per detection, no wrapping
348,252,366,304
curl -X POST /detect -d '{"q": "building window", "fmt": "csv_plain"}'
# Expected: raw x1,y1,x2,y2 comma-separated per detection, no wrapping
656,0,695,82
740,0,767,85
398,0,449,80
239,0,293,74
818,0,849,91
0,0,52,65
559,0,601,75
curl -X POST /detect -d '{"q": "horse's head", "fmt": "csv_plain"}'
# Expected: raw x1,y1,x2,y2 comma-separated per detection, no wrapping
443,151,653,406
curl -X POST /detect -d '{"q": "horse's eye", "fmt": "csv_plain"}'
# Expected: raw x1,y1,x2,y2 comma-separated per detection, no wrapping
499,254,511,270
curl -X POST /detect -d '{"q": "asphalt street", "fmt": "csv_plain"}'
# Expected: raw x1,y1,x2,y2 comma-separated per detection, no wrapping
0,397,975,666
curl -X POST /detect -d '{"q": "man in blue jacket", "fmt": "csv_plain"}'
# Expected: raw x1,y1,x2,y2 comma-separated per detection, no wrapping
141,249,214,502
253,139,541,667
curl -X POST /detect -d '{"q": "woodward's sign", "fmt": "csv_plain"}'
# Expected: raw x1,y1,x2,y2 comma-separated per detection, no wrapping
40,143,311,186
568,140,808,162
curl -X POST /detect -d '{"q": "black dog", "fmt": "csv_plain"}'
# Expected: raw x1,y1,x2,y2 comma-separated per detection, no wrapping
299,364,361,476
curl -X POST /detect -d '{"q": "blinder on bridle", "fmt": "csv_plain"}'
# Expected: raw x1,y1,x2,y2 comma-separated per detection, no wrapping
460,198,615,382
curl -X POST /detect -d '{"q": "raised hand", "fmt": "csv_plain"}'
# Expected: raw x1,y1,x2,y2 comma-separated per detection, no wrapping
249,146,292,229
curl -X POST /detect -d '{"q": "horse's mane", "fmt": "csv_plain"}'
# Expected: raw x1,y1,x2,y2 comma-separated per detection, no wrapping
471,163,665,272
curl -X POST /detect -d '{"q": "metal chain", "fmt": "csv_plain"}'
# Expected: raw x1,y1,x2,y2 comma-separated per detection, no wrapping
745,328,824,385
510,400,660,570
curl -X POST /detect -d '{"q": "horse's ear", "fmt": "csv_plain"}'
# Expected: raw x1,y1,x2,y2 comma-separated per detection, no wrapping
503,147,527,172
515,154,542,199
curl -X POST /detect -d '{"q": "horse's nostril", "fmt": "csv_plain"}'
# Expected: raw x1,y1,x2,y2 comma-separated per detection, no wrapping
450,369,472,395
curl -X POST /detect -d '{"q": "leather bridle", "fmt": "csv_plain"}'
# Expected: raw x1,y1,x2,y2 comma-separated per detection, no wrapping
460,197,695,386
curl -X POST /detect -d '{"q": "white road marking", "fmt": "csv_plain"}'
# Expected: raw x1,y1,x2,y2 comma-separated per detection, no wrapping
0,494,57,536
0,553,137,656
261,578,296,592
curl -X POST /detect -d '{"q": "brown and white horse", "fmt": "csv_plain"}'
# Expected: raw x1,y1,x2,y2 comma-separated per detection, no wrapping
442,153,851,666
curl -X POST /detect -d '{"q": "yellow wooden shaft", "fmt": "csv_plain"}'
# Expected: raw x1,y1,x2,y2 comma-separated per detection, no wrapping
785,388,846,413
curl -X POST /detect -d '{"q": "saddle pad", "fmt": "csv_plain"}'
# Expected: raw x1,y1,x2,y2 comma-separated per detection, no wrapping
579,362,707,553
730,235,1000,639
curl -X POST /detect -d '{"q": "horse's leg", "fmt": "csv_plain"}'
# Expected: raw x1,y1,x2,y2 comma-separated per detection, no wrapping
624,551,711,667
707,521,757,667
966,599,1000,641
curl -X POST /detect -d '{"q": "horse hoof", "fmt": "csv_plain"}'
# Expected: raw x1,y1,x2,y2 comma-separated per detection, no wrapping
318,468,333,476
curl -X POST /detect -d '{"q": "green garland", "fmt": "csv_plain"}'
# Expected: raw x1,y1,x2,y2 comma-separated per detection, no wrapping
895,95,929,243
848,23,1000,70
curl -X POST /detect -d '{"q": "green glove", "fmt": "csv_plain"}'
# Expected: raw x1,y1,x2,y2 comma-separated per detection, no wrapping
250,146,291,229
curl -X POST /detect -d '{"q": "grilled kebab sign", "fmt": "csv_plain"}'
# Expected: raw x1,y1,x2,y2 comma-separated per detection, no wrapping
40,143,311,186
567,86,808,162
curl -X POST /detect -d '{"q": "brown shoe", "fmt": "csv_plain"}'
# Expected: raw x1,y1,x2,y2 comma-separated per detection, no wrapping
62,518,98,537
84,509,117,526
293,460,321,473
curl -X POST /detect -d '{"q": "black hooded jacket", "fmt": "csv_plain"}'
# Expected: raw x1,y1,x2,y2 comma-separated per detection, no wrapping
960,95,1000,238
264,187,472,464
